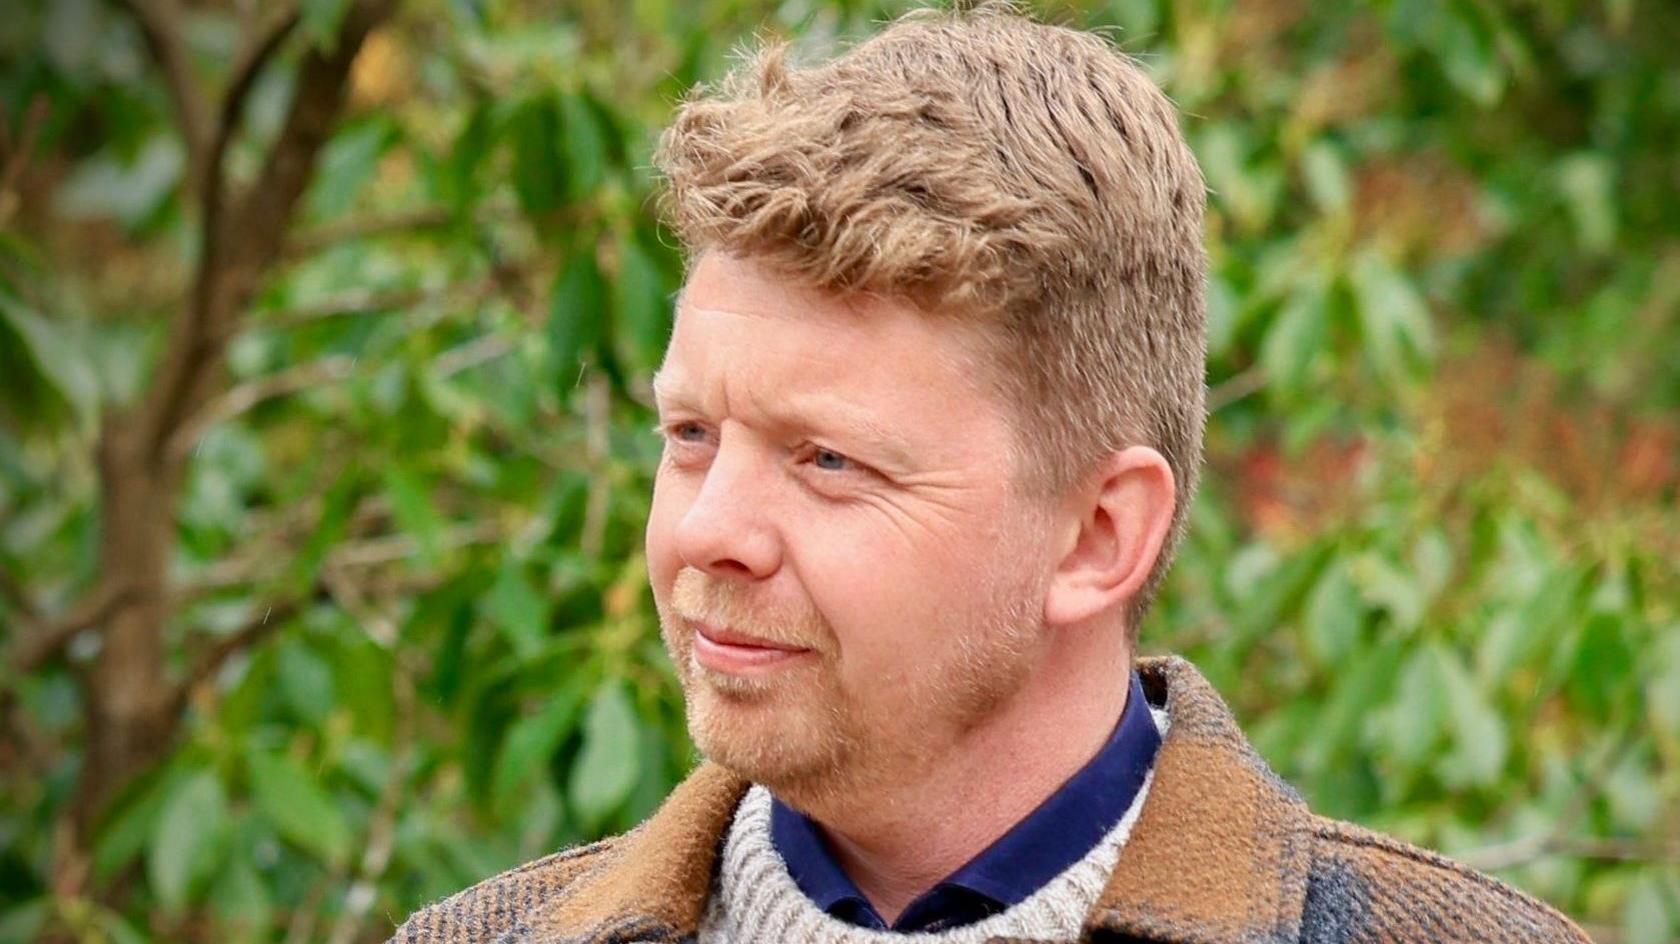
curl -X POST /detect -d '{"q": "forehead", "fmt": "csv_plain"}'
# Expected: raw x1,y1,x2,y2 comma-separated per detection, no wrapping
654,252,1012,459
657,252,996,405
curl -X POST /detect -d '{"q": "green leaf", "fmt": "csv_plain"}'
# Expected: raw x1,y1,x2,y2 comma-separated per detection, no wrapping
567,679,641,828
208,844,272,929
1300,641,1400,784
486,559,550,660
439,101,494,211
1371,645,1448,775
1259,279,1328,395
55,135,183,228
1197,122,1279,232
1352,552,1425,633
1304,561,1363,666
277,639,336,725
246,750,351,867
1603,750,1661,832
1300,142,1350,214
334,634,397,741
1409,529,1454,605
1438,0,1505,106
1350,252,1435,381
491,677,589,811
612,230,671,376
94,763,177,878
510,94,565,218
147,769,228,914
94,912,147,944
1205,273,1239,361
309,118,397,218
1622,872,1678,944
301,0,354,52
1569,612,1634,716
0,290,100,432
42,0,98,71
383,465,447,566
1649,627,1680,743
1558,153,1617,254
288,477,357,593
1438,648,1507,788
549,245,608,392
560,92,610,200
0,902,50,944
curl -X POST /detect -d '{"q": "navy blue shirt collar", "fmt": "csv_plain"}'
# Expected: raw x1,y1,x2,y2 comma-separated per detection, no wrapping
769,668,1162,932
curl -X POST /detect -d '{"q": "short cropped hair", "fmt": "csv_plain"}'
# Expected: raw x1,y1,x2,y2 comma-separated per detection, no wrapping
652,2,1208,635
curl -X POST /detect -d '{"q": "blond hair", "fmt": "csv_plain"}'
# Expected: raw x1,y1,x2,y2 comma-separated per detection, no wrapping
652,3,1208,634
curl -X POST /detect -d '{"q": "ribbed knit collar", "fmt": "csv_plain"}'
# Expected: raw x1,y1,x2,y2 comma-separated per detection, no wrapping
769,668,1161,931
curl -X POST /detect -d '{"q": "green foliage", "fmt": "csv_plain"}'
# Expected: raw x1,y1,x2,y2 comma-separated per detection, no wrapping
1,0,1676,941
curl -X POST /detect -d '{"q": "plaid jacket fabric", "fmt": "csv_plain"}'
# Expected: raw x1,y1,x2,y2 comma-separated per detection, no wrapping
387,655,1591,944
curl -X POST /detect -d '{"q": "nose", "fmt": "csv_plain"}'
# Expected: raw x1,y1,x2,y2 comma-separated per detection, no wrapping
673,431,781,581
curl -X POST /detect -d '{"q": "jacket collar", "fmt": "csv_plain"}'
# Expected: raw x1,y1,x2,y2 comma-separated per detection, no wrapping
1085,656,1313,944
529,655,1312,944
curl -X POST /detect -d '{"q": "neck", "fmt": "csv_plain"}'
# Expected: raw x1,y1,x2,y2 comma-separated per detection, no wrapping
780,624,1132,924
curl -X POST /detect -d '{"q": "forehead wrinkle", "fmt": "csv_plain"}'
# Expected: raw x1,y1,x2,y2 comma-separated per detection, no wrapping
662,292,1002,468
654,335,923,472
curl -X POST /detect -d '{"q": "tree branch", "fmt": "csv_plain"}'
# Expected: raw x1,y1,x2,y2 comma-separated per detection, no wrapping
10,581,138,672
284,205,454,259
114,0,209,187
1209,366,1268,412
261,276,498,330
0,94,48,227
224,0,397,274
433,333,516,378
165,274,509,460
199,1,303,202
325,520,503,569
173,595,304,705
165,353,357,463
135,0,397,469
1463,834,1680,872
1459,727,1644,873
0,564,43,628
170,515,501,708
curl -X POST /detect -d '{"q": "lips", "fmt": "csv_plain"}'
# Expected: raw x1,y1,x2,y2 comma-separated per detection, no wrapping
690,619,812,674
695,621,805,650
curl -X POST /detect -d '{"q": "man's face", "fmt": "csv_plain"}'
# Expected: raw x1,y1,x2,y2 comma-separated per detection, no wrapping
646,251,1056,802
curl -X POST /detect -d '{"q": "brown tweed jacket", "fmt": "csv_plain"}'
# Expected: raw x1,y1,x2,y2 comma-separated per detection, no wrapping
387,655,1591,943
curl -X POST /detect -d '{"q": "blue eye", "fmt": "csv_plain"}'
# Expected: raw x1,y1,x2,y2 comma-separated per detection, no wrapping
668,421,706,442
812,448,849,471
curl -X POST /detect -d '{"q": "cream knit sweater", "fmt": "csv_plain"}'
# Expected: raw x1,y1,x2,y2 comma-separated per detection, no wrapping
698,708,1167,944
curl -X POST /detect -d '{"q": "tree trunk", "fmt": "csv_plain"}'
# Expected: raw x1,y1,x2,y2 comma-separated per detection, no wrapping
55,0,395,891
73,415,180,842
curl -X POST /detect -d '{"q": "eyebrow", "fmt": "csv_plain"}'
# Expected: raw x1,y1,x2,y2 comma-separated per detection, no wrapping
650,368,675,404
650,371,916,470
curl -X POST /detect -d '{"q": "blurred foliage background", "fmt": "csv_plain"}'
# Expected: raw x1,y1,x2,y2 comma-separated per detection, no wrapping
0,0,1676,940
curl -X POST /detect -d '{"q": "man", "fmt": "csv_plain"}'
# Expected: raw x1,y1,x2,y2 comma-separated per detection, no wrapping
391,4,1589,942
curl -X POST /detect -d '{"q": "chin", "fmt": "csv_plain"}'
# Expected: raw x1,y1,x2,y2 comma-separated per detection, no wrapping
684,681,846,788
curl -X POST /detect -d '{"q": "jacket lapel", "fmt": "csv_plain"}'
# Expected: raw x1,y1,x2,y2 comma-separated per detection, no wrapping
527,761,748,943
528,656,1311,944
1082,657,1312,944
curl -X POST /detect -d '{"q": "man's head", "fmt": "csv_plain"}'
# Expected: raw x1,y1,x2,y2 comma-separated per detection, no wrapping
644,3,1207,800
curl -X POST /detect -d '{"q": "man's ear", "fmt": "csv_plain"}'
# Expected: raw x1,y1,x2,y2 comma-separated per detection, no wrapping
1042,446,1177,628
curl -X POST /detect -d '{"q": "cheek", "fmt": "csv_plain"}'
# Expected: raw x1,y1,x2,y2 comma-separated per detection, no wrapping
791,506,1001,666
644,474,689,600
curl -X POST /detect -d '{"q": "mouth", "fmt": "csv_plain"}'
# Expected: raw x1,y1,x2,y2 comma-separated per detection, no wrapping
690,619,813,675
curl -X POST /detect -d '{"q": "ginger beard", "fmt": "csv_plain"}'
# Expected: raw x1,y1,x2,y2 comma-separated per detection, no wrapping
657,558,1048,806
